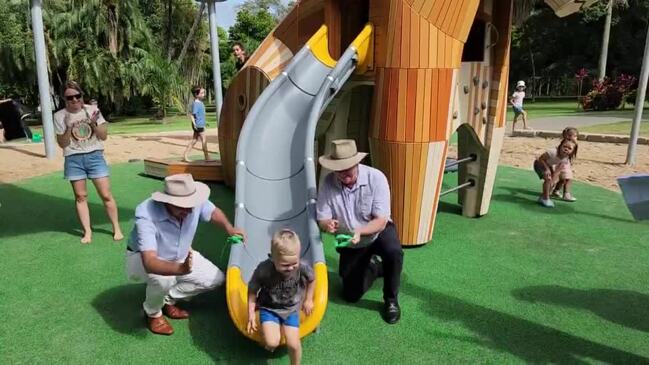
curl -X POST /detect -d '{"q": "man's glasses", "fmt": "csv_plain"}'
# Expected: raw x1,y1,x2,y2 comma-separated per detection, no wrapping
65,94,82,101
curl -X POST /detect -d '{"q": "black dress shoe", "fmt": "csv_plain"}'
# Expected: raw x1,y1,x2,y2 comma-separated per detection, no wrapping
382,300,401,324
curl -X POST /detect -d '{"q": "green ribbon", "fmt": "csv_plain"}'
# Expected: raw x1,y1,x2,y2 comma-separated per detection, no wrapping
335,234,353,248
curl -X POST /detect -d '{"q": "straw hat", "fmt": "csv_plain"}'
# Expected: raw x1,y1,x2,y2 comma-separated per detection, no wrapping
151,174,210,208
318,139,368,171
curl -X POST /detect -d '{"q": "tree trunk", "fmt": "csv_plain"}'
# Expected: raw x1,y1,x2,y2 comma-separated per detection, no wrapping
177,1,206,66
529,47,536,102
598,0,613,81
107,4,118,56
166,0,174,61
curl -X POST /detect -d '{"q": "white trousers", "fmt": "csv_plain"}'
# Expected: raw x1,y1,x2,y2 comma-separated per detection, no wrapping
125,250,225,317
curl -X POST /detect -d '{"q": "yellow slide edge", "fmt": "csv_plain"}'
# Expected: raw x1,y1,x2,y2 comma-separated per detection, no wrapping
306,25,337,68
350,23,374,74
226,262,329,344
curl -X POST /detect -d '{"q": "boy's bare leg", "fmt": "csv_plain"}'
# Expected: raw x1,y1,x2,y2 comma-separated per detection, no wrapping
261,321,281,352
283,325,301,365
183,135,198,162
200,133,210,160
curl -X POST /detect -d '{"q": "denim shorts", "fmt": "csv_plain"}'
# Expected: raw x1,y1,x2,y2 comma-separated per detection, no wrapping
259,308,299,328
64,150,109,181
512,105,524,115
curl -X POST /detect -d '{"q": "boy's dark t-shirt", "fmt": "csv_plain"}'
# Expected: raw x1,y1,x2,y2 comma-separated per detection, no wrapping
248,259,315,319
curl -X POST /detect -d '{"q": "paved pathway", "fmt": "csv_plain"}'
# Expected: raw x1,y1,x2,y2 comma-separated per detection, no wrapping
517,115,628,131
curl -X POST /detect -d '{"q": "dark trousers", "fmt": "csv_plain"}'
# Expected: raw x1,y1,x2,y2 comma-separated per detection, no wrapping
337,222,403,303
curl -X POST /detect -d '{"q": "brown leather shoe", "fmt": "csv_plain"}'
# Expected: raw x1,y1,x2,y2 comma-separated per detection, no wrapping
163,304,190,319
147,316,174,335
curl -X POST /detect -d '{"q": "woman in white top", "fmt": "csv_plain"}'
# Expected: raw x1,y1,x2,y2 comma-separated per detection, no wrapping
54,81,123,244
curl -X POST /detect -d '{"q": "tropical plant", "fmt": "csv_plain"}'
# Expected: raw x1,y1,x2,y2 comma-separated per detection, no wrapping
581,74,637,111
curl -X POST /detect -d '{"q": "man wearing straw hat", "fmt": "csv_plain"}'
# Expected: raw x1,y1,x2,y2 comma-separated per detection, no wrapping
316,139,403,324
126,173,245,335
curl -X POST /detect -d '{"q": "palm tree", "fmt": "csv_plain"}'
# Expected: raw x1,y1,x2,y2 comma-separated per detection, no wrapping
45,0,164,112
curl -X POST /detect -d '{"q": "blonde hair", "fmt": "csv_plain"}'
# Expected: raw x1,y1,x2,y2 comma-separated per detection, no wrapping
271,229,300,258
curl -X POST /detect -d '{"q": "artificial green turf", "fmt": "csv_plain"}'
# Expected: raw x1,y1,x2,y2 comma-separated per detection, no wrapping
1,163,648,364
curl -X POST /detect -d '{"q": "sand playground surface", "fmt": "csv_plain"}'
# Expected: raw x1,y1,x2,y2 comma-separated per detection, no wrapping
1,132,647,192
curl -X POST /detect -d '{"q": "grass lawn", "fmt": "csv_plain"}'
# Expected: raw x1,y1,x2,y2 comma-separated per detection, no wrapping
582,121,649,138
106,115,218,135
505,100,649,122
1,162,648,364
24,101,648,137
505,100,583,120
30,114,218,136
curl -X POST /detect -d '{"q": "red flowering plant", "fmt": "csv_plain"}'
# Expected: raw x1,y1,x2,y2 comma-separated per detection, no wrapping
582,74,637,111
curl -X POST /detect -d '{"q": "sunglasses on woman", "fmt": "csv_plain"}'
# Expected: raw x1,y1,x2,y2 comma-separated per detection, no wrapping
65,94,83,101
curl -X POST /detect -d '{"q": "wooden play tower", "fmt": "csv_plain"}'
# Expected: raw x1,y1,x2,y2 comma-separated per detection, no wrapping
217,0,595,246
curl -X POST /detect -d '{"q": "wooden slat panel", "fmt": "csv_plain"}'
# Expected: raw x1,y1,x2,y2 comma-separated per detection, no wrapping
428,24,438,68
392,1,403,68
371,68,384,139
440,69,453,141
449,0,467,39
387,68,399,140
439,0,455,32
428,141,448,237
429,0,445,25
422,69,432,141
406,69,418,142
445,32,454,67
413,0,426,12
410,6,420,69
403,143,413,241
409,143,423,242
390,144,400,232
400,2,411,68
458,0,481,41
396,69,408,141
415,68,426,142
385,0,398,68
396,143,407,240
438,27,447,68
419,16,430,68
429,69,438,141
422,0,436,20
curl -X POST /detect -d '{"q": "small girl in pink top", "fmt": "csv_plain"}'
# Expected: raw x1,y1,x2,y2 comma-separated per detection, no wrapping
551,127,579,201
534,138,578,208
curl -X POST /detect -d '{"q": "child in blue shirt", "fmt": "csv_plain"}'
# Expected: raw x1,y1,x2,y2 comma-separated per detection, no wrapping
183,86,209,162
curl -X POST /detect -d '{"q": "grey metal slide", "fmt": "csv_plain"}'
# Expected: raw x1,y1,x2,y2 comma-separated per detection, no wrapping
225,24,374,342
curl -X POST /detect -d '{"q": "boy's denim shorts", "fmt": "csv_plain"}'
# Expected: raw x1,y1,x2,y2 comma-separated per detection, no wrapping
259,308,299,328
64,150,109,181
